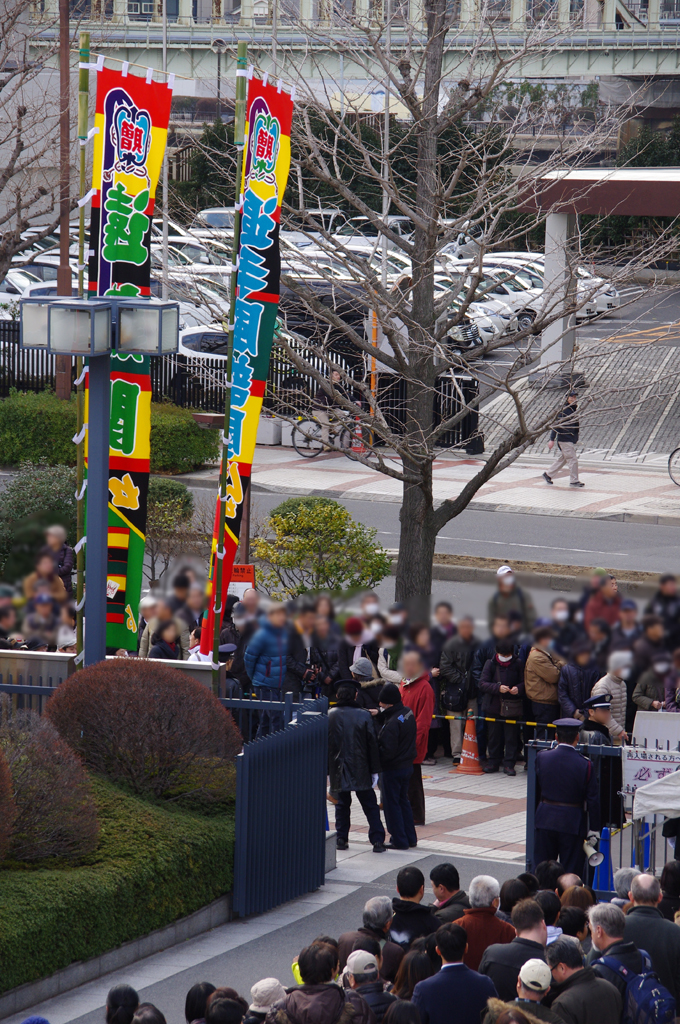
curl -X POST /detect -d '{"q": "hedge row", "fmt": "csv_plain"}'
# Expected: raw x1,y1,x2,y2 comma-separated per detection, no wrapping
0,391,219,474
0,777,235,994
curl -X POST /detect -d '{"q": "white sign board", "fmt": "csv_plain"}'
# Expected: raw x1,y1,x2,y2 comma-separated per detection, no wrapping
632,711,680,750
623,746,680,796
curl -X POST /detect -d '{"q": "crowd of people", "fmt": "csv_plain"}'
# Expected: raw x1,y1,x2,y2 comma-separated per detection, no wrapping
19,858,680,1024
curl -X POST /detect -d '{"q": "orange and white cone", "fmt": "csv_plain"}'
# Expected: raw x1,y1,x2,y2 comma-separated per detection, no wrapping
351,416,366,454
456,713,484,776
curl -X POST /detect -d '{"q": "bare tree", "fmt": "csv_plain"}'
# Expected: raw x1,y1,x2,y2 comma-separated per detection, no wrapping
0,0,70,285
169,13,677,613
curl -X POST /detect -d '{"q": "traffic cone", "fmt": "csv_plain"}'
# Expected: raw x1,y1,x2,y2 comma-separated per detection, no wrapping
456,714,484,775
351,416,366,454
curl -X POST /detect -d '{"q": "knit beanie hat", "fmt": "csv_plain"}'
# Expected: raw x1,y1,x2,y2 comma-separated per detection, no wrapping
379,683,401,705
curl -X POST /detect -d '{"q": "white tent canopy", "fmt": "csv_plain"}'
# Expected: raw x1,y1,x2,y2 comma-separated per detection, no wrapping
633,770,680,821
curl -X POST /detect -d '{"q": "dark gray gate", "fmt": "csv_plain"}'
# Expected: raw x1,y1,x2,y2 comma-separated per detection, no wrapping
233,697,329,917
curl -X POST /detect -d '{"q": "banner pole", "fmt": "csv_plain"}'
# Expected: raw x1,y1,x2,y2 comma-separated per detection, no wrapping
209,40,248,693
76,30,90,663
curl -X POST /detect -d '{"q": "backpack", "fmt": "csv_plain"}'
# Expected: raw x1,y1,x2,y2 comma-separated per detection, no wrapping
595,953,676,1024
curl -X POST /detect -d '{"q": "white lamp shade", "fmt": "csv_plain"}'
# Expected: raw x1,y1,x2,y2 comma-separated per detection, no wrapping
117,300,180,355
21,301,49,348
49,306,92,354
161,305,179,353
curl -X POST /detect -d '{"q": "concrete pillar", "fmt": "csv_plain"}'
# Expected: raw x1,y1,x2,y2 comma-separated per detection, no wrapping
540,211,576,373
299,0,313,25
460,0,478,25
647,0,660,27
112,0,127,23
177,0,193,24
602,0,616,28
240,0,254,25
557,0,570,28
510,0,525,28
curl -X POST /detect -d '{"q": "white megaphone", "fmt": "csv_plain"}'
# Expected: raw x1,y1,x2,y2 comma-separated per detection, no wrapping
584,837,604,867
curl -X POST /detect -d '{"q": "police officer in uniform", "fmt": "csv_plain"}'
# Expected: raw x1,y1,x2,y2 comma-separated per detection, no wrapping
534,717,600,875
579,693,623,830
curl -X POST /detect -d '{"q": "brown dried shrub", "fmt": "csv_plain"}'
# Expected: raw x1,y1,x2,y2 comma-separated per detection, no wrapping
46,660,241,804
0,746,17,860
0,705,99,862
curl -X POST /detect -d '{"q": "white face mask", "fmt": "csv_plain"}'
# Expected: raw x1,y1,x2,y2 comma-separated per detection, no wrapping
618,667,631,680
233,617,247,629
497,653,512,663
655,663,671,674
387,614,403,626
554,609,569,623
364,601,380,616
368,620,382,637
383,641,395,650
502,574,515,586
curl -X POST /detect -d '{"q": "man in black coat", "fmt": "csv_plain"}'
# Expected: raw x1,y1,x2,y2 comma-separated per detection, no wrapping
533,719,600,875
389,866,441,949
470,615,512,761
545,935,621,1024
328,681,386,853
285,602,324,699
220,601,258,693
623,872,680,1005
440,616,479,766
376,683,417,850
479,899,548,1001
345,950,397,1024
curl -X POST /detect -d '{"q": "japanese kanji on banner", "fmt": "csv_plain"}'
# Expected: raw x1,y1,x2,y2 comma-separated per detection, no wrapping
88,66,173,296
87,65,172,649
200,78,293,655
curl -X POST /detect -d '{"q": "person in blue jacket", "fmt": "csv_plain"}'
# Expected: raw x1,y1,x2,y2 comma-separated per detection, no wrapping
244,602,289,737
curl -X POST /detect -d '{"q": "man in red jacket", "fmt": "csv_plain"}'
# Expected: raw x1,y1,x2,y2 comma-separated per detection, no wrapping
400,649,435,828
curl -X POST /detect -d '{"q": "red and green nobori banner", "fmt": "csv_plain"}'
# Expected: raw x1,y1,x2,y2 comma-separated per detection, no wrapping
200,78,293,655
88,65,173,298
86,66,172,649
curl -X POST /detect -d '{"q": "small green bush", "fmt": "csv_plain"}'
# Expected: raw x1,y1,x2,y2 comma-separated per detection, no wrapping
0,391,77,466
0,392,219,474
148,476,195,517
150,403,219,474
270,496,342,519
0,463,77,581
0,776,235,994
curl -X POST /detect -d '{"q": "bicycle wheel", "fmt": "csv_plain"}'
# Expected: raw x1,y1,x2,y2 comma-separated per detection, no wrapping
293,419,324,458
669,447,680,487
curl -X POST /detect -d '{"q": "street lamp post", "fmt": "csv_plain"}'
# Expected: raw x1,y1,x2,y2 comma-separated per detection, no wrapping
19,296,179,667
213,38,228,121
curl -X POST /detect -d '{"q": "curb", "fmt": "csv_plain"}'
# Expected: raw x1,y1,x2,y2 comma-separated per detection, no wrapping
426,562,657,598
0,895,232,1021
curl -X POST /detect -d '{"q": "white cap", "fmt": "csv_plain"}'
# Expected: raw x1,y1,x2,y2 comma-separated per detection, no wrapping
519,959,552,992
497,565,513,577
346,950,379,977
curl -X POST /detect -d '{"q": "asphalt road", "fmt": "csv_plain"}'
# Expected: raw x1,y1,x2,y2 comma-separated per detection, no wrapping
67,854,519,1024
250,488,680,575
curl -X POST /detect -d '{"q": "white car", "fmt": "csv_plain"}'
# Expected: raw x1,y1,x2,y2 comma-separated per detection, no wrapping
489,252,620,315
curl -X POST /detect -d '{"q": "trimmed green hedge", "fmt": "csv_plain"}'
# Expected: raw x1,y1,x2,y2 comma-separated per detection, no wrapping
0,777,235,994
0,392,219,474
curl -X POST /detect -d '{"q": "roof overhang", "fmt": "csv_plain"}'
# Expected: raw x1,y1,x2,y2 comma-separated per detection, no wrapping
519,167,680,217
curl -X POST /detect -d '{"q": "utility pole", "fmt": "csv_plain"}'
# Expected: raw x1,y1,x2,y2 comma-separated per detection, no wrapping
56,0,72,400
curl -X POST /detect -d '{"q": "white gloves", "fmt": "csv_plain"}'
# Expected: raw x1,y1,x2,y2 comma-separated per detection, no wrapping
372,774,379,788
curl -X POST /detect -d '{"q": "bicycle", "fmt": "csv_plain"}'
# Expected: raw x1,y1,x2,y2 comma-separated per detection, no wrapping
292,412,375,461
669,447,680,487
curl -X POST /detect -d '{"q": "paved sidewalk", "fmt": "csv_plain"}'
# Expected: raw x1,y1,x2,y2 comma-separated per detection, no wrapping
180,445,680,527
342,757,527,864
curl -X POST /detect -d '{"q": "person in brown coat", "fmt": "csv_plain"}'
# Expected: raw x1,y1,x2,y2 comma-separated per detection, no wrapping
337,896,404,983
524,626,564,737
459,874,515,971
23,553,67,606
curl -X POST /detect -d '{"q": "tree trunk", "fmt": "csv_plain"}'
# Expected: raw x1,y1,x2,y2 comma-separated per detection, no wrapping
394,469,437,620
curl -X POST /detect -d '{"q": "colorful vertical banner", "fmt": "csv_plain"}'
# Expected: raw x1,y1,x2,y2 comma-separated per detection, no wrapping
88,66,173,297
86,66,172,649
201,78,293,654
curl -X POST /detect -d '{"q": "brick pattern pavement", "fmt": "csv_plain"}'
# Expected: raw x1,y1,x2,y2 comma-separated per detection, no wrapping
343,759,527,864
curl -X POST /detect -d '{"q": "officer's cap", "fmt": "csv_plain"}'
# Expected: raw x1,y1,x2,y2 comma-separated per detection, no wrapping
554,717,584,728
582,693,611,711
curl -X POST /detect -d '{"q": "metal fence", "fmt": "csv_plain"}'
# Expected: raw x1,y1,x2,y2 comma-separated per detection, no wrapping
525,739,680,897
233,696,329,917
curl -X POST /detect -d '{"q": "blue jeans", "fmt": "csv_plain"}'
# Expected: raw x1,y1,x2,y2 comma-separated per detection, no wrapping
255,686,284,737
382,766,417,849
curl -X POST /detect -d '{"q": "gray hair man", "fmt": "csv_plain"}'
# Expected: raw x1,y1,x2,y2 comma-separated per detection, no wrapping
611,866,640,907
546,935,621,1024
460,876,515,970
337,895,404,983
588,903,647,1000
623,873,680,1005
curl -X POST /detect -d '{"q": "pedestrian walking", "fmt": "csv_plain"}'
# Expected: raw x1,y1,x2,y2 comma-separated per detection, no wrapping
400,650,435,827
543,390,583,488
328,680,386,853
376,683,418,851
244,603,288,737
534,718,600,875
